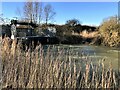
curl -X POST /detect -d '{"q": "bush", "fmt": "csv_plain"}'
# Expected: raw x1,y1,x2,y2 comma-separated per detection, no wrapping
99,16,120,47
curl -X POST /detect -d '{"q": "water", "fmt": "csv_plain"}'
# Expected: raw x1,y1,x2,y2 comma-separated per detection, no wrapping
43,44,119,70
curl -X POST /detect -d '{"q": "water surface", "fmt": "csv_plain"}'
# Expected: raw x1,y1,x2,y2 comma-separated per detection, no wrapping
43,44,119,70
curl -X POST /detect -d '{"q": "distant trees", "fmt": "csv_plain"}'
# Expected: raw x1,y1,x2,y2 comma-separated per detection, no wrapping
66,19,80,27
55,19,82,36
23,1,56,26
43,4,56,25
82,25,97,32
56,25,69,36
0,14,4,24
99,16,120,47
22,1,56,35
23,1,42,23
65,19,82,33
34,2,39,23
56,19,98,37
23,2,33,21
16,7,22,19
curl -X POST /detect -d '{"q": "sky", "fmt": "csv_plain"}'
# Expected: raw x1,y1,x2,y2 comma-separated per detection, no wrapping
1,2,118,26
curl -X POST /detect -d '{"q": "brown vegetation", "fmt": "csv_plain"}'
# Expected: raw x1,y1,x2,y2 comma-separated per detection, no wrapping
1,38,119,89
79,31,98,38
99,16,120,47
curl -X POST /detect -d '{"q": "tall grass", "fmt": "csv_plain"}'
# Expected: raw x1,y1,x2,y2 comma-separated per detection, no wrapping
1,38,119,88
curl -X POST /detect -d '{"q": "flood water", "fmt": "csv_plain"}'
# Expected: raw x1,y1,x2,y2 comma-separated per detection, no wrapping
44,44,119,71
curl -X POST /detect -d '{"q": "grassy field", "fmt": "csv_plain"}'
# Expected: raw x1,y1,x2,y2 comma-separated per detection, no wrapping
1,37,119,88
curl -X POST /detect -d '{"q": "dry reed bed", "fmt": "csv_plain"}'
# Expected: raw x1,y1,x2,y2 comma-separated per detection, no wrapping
1,38,119,88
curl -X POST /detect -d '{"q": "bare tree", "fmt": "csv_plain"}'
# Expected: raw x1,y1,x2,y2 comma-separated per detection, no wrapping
16,7,22,19
33,2,39,23
44,4,56,25
23,2,55,25
38,2,43,24
33,2,43,24
23,1,34,22
23,1,43,24
0,14,4,24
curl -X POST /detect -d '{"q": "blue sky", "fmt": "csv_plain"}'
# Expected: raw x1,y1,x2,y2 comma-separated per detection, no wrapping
2,2,118,26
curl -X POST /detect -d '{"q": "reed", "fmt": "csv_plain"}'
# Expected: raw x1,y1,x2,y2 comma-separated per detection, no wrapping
1,38,119,89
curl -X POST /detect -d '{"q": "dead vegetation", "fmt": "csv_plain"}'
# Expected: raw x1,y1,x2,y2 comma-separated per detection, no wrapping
1,38,119,88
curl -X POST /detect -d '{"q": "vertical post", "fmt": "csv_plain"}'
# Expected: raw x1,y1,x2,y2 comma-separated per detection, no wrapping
11,24,16,40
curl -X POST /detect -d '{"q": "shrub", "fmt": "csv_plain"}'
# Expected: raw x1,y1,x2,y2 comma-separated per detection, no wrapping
99,16,120,47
